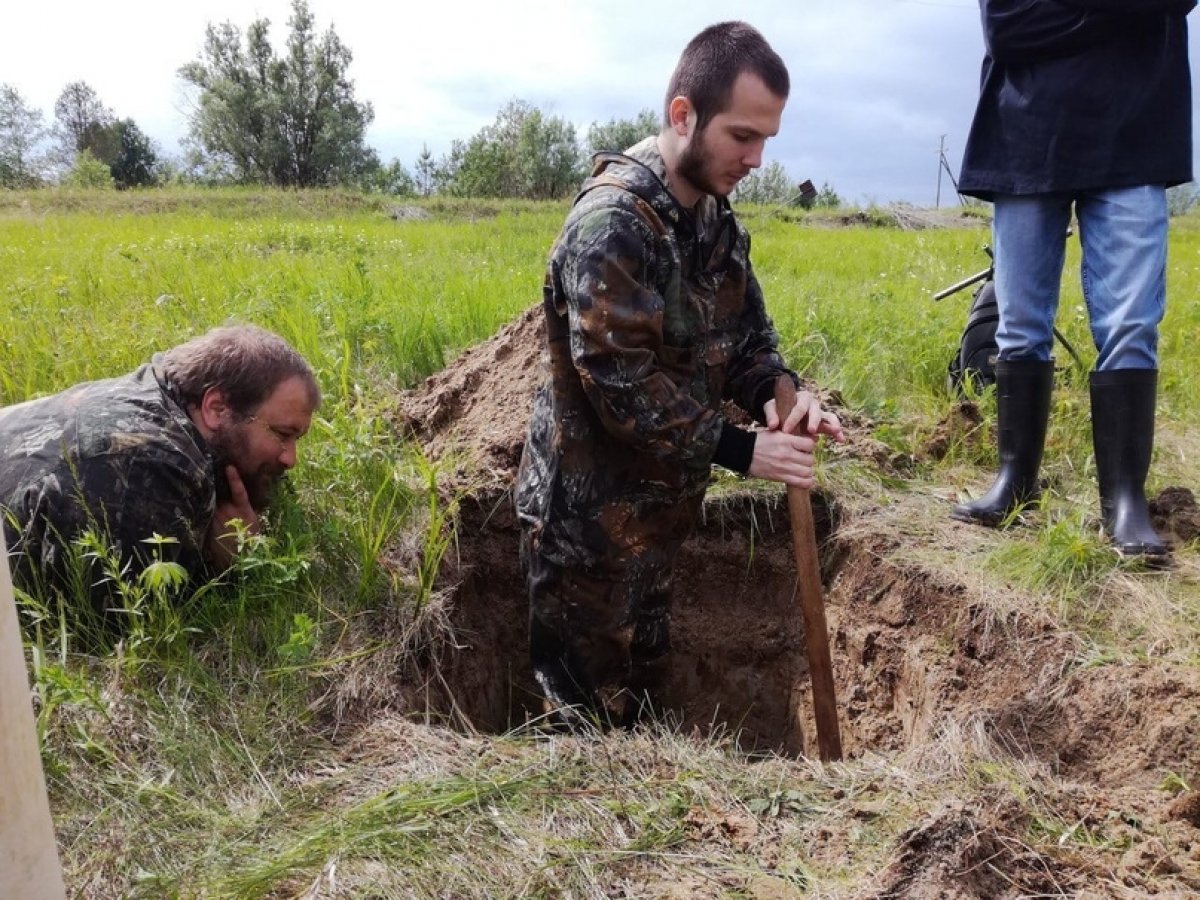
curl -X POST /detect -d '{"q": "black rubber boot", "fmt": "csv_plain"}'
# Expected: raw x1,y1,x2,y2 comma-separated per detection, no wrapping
1089,369,1170,561
952,359,1055,526
529,613,595,730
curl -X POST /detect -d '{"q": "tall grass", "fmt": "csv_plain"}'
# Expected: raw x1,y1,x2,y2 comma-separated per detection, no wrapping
748,208,1200,430
0,192,562,403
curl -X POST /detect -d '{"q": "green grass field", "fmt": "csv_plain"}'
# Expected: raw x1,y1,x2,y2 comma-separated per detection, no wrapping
3,188,1198,896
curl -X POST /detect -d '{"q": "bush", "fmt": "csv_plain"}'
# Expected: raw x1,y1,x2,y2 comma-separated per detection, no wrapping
63,149,114,189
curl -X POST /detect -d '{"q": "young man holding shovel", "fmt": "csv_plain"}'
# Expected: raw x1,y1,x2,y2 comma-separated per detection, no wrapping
517,21,843,727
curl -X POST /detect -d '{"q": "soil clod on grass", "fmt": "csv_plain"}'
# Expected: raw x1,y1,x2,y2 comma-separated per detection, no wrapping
1152,485,1200,547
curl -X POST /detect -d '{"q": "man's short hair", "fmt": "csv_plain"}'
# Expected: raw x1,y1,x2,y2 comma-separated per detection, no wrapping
160,325,320,417
664,21,790,132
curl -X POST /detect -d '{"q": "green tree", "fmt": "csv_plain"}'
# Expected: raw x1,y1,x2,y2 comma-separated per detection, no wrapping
585,108,659,158
414,143,436,197
443,134,505,197
363,157,416,196
0,84,48,187
53,83,158,187
731,160,796,205
178,0,375,186
815,181,842,209
517,106,582,199
110,119,159,188
433,139,466,194
53,81,115,165
439,99,582,199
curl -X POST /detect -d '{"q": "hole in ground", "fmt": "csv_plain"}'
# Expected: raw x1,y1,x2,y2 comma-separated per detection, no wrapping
369,482,1200,785
432,485,868,755
385,304,971,757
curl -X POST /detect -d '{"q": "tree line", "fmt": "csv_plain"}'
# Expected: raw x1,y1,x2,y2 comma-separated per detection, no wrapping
0,0,837,206
0,81,159,190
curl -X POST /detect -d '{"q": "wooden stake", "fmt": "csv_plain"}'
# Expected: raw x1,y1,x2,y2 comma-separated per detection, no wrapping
0,531,66,898
774,376,843,762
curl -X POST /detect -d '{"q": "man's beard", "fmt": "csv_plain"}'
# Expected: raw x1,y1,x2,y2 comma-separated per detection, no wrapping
210,424,285,512
676,127,725,198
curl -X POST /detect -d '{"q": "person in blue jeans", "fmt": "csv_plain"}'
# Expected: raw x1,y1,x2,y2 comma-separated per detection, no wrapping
952,0,1194,560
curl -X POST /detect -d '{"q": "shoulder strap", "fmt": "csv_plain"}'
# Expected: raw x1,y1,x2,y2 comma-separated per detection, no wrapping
576,174,671,239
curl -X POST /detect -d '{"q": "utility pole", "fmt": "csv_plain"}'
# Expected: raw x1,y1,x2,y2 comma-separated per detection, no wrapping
937,136,964,208
936,134,947,208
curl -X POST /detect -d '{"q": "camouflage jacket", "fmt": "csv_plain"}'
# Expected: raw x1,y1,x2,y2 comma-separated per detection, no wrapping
516,137,795,579
0,360,216,599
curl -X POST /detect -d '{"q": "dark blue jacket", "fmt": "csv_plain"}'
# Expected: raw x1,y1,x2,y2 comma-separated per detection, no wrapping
959,1,1195,199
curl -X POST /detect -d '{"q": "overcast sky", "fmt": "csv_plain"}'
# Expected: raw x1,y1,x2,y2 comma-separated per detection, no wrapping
3,0,1197,205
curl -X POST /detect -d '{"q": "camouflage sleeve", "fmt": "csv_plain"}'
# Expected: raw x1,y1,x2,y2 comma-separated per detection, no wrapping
725,252,798,423
560,202,724,470
81,447,213,586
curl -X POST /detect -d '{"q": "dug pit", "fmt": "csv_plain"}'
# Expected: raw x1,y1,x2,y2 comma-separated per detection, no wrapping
383,307,1200,774
435,485,839,754
388,307,861,754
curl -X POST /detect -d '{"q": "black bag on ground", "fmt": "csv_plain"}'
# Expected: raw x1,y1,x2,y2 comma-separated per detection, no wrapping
947,279,999,395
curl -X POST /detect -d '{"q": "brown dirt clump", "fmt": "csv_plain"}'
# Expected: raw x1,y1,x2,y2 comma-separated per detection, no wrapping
862,793,1085,899
921,400,986,462
394,303,907,484
1152,485,1200,548
1168,790,1200,827
371,308,1200,895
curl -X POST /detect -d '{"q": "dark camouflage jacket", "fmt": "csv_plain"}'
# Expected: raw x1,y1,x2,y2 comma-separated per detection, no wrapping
516,137,795,580
0,360,216,599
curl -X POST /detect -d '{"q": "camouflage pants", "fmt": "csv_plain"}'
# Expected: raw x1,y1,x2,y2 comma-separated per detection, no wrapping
522,538,674,727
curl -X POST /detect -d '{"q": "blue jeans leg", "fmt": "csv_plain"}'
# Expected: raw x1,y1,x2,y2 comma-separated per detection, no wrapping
992,195,1072,362
1076,185,1166,371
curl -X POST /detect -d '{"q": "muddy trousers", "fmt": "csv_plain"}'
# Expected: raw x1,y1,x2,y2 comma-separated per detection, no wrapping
524,550,672,728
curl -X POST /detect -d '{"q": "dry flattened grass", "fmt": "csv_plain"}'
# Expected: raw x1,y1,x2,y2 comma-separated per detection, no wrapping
184,716,899,897
143,708,1181,897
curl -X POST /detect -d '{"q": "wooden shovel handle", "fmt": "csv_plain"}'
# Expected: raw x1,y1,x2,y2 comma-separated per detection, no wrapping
1,532,67,896
774,375,843,761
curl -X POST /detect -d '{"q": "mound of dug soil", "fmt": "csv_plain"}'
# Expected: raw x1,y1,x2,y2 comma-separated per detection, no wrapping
393,306,545,483
381,308,1200,896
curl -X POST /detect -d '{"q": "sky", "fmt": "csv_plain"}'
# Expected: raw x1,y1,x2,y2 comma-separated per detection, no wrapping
3,0,1198,206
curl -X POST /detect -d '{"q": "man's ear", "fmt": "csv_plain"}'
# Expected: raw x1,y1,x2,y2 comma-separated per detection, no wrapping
668,96,693,136
197,387,231,432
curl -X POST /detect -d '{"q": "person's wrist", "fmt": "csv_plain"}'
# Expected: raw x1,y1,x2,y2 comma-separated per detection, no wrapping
713,423,756,474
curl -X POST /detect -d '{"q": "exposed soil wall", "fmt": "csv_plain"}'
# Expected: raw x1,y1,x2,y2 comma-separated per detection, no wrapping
435,487,837,754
